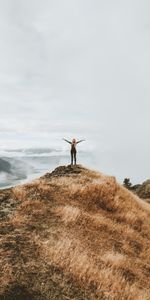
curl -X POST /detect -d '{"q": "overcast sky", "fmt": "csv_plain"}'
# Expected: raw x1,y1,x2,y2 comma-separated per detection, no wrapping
0,0,150,182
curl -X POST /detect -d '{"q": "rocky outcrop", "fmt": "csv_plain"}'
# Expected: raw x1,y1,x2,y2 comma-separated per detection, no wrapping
130,180,150,203
135,180,150,199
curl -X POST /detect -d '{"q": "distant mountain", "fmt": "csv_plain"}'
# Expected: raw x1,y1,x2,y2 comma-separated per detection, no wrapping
0,157,33,188
0,158,12,174
123,178,150,204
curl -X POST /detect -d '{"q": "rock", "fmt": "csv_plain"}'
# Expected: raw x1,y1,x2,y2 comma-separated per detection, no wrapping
130,180,150,201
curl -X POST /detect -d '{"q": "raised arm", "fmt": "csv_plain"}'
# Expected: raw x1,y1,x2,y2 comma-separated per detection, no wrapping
62,138,71,144
76,139,85,144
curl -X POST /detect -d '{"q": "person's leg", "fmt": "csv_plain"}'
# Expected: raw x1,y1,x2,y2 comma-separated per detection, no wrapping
74,150,77,165
71,150,73,165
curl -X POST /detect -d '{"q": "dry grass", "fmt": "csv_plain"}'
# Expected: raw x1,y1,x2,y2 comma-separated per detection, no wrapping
0,261,13,293
13,186,27,202
11,213,29,227
54,205,81,224
19,199,46,214
0,165,150,300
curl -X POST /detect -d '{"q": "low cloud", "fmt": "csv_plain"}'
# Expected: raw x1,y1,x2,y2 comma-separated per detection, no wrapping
0,0,149,181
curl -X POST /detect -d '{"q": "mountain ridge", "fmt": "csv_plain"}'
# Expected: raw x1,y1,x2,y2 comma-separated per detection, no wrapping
0,165,150,300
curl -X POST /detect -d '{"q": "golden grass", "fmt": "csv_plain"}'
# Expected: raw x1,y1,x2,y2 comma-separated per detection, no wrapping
11,213,29,227
0,166,150,299
37,234,149,300
19,199,45,214
54,205,81,224
12,186,27,202
0,261,13,293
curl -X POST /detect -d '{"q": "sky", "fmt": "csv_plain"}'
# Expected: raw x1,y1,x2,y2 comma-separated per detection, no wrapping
0,0,150,182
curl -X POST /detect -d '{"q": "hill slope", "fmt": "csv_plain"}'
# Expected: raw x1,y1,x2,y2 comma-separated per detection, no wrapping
0,165,150,300
131,180,150,203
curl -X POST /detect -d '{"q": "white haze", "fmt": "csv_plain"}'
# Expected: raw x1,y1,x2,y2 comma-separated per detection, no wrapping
0,0,150,183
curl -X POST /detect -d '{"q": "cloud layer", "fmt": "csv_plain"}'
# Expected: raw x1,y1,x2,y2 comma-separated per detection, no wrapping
0,0,150,181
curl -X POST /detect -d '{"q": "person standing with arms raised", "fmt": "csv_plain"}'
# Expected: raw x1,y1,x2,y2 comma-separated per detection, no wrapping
63,138,85,165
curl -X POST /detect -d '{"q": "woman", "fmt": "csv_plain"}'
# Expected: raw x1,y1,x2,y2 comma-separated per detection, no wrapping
63,138,85,165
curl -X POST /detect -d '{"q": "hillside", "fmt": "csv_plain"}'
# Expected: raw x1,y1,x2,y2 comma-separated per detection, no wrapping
0,165,150,300
131,180,150,203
